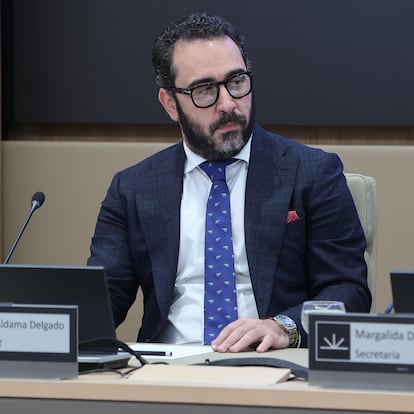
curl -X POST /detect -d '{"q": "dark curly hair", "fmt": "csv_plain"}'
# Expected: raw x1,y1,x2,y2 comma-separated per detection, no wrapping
152,13,251,89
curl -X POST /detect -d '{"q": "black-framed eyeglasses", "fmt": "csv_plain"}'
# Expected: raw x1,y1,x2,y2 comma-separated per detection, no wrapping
168,71,253,108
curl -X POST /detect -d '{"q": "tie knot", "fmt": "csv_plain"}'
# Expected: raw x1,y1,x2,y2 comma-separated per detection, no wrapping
199,159,235,182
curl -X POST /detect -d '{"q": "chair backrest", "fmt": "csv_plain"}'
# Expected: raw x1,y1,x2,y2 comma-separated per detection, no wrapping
345,173,378,309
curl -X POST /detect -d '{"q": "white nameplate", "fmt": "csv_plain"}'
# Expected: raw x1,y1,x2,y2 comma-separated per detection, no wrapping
0,304,77,379
308,313,414,390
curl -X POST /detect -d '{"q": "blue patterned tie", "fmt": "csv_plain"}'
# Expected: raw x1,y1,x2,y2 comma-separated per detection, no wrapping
199,160,238,345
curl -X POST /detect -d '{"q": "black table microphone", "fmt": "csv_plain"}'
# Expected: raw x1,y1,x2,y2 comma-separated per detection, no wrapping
4,192,45,264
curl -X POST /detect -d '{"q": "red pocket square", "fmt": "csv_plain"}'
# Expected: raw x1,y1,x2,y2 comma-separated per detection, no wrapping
286,210,299,223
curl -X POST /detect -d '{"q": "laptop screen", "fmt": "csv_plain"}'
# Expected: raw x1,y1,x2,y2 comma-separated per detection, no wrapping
390,271,414,313
0,264,117,352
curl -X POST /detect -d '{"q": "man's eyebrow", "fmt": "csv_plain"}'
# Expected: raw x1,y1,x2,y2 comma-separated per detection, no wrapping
187,69,247,89
187,77,215,89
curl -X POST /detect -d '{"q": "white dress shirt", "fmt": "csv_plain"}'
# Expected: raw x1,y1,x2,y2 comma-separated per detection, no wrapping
157,137,259,344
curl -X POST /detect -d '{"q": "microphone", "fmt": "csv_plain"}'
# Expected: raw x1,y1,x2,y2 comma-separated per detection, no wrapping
4,192,46,264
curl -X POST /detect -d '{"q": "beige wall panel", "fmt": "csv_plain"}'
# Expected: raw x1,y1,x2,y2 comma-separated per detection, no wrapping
2,141,170,341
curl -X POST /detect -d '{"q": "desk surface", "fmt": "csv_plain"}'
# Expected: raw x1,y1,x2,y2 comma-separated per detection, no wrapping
1,347,414,414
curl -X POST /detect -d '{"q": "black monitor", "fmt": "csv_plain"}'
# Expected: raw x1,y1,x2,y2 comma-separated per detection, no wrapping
0,264,117,353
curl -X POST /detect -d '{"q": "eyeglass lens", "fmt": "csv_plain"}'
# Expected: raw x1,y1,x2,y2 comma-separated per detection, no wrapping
192,73,251,108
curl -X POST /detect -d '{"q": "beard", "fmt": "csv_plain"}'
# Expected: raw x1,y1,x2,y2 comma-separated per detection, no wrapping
175,97,256,161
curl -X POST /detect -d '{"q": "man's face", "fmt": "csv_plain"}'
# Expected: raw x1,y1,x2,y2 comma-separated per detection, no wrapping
158,36,254,160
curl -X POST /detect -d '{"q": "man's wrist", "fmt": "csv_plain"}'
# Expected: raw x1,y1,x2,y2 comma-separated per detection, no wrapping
271,314,301,348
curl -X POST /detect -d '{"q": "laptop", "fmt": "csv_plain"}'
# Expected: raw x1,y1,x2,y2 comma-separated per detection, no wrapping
0,264,130,370
390,271,414,313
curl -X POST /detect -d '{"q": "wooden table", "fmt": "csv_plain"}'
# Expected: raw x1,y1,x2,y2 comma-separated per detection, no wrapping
1,348,413,413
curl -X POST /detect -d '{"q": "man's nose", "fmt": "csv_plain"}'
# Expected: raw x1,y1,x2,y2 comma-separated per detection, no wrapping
215,85,237,112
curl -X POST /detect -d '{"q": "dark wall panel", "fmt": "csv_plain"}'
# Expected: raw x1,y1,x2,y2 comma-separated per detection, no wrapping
5,0,414,125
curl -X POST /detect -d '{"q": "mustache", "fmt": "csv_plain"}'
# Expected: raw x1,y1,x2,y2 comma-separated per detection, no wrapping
209,112,247,134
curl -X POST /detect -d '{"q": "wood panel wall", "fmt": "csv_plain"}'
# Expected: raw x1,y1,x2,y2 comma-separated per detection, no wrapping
7,123,414,146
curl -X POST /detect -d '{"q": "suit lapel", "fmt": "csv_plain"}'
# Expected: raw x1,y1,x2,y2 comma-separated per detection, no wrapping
136,134,299,320
245,129,299,317
135,144,185,319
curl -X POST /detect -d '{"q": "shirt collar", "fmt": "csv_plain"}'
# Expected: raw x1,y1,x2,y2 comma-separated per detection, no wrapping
183,135,252,174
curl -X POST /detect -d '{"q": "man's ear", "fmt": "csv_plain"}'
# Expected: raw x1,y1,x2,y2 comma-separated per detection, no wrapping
158,88,179,122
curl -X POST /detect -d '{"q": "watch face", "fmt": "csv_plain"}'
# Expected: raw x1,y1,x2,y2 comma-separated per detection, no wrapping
275,315,296,329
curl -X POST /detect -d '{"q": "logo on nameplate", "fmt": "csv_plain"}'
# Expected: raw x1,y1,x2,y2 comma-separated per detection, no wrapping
316,321,350,360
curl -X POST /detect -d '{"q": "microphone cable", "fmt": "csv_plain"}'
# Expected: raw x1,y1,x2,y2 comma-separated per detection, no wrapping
78,336,150,366
79,337,309,380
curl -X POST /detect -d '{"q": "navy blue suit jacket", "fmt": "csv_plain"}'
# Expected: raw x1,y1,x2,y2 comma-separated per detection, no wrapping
88,124,371,345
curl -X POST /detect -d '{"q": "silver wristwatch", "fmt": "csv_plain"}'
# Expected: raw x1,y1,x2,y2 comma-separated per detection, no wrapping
272,314,301,348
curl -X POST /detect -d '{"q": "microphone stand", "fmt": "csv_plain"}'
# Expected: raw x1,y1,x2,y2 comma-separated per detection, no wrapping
4,199,43,264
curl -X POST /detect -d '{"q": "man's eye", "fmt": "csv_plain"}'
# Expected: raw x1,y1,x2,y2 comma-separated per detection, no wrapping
228,77,245,89
196,85,216,96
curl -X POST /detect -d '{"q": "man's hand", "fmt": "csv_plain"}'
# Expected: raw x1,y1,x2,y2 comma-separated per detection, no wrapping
211,317,289,353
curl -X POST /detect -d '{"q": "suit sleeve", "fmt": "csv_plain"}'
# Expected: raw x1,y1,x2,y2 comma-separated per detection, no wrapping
280,151,371,344
87,172,142,327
